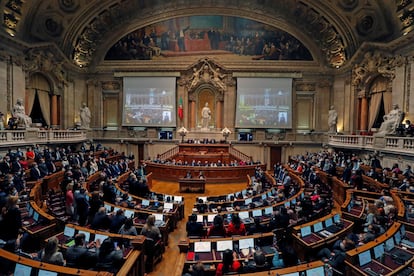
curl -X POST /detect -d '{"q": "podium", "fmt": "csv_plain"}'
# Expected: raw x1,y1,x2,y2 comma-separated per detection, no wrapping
179,178,206,193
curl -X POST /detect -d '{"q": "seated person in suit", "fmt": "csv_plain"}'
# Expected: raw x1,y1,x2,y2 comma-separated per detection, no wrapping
247,217,267,234
358,224,380,245
95,238,124,273
66,233,99,269
317,238,355,271
186,214,204,237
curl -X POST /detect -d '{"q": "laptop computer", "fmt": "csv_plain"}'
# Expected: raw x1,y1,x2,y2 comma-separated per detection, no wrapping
358,250,372,266
300,225,311,237
60,225,76,244
373,243,384,260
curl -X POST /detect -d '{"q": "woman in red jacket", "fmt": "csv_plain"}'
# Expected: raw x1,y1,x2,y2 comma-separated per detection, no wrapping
215,249,241,276
227,214,246,236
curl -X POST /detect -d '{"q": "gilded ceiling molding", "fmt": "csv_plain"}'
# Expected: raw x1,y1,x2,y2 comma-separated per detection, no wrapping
2,0,25,37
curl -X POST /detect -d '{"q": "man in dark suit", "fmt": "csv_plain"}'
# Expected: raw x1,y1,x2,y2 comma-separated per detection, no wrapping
65,233,97,269
37,158,49,177
11,156,22,173
29,162,42,180
91,207,111,230
109,209,127,233
0,156,11,175
46,158,57,174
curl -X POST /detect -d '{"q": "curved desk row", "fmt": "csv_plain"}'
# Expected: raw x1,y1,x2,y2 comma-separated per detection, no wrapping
143,162,266,183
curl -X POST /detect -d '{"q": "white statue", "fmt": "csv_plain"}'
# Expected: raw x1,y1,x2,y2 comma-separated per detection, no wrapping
79,102,91,129
0,112,4,130
375,104,403,136
201,102,211,130
328,106,338,133
189,67,201,89
12,98,32,128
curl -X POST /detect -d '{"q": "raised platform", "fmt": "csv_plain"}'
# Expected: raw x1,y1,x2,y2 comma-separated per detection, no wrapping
180,130,225,141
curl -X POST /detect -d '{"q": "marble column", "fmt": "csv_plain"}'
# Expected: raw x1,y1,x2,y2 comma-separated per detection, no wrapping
360,97,369,131
190,100,196,129
215,100,222,129
51,95,59,128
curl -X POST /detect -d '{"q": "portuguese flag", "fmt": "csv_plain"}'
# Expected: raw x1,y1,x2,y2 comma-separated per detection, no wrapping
178,96,183,121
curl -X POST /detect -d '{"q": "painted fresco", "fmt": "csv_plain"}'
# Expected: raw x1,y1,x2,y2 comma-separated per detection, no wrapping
105,16,312,61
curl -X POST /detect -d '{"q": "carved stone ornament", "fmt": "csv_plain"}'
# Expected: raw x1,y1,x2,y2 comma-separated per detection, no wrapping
24,49,67,86
296,83,316,91
101,81,120,91
352,51,406,87
186,58,228,93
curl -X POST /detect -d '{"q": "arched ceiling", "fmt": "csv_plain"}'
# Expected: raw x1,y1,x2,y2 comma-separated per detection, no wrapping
0,0,409,70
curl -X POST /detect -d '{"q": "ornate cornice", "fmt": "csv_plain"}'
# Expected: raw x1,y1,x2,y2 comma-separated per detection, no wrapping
182,58,229,95
352,50,407,88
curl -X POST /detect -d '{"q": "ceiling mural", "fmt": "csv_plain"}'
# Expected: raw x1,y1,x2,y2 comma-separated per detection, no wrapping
104,16,313,62
0,0,410,70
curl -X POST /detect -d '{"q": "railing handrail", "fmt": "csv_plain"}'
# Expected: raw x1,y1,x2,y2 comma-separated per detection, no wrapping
0,129,87,147
229,145,251,161
158,145,179,160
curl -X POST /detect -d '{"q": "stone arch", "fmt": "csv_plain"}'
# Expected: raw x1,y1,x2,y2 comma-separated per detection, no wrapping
185,59,228,130
195,84,217,129
27,73,60,128
352,50,405,132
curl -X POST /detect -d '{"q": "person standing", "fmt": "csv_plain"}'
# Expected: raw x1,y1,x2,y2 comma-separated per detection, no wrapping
0,195,22,244
177,26,190,52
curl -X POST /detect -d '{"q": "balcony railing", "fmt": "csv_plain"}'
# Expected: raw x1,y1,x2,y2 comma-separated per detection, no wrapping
0,129,87,146
328,134,414,155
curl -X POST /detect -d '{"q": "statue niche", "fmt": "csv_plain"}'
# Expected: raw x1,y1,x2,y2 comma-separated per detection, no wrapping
183,58,230,130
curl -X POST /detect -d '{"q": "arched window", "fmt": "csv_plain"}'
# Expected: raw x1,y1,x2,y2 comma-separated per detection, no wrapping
27,73,53,127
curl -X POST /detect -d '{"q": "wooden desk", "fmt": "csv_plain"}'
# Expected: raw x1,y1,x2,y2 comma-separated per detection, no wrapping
179,178,206,193
341,189,367,221
178,143,230,154
345,222,414,275
23,201,57,238
0,248,113,276
292,213,354,261
144,162,266,183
